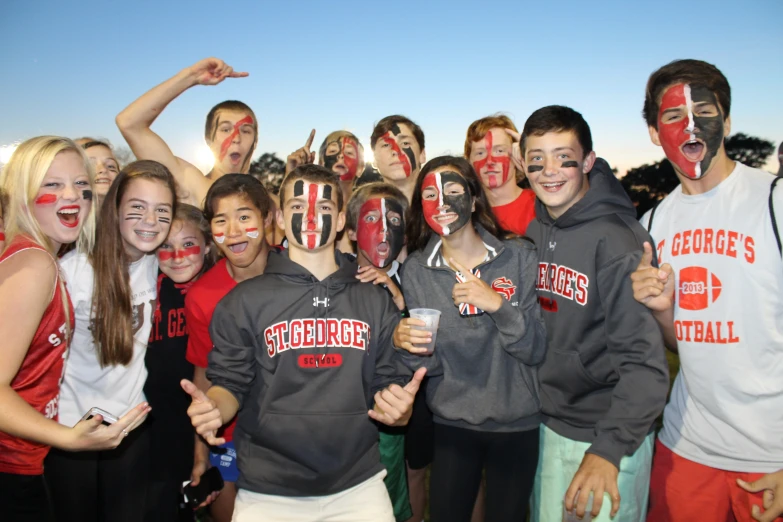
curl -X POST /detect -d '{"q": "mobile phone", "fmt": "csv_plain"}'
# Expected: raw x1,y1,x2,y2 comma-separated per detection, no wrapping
80,407,118,425
183,467,224,509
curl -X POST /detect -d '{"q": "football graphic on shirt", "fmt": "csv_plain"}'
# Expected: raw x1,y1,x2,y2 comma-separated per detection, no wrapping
678,266,722,311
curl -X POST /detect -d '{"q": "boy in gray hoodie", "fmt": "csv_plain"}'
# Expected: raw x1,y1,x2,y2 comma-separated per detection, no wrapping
519,106,669,522
182,164,425,521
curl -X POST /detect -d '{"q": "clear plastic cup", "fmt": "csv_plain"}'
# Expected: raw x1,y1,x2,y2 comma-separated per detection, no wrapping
563,492,594,522
408,308,441,355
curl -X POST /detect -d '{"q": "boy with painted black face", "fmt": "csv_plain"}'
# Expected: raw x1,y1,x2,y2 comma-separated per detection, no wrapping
371,115,427,203
518,106,669,522
182,164,424,521
632,59,783,522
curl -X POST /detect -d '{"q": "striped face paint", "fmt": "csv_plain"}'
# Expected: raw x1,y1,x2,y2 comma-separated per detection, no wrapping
290,180,334,250
658,83,724,180
245,227,259,239
213,232,225,244
323,136,360,182
472,129,511,189
421,171,472,236
218,115,255,162
357,197,405,268
381,124,417,178
157,245,202,261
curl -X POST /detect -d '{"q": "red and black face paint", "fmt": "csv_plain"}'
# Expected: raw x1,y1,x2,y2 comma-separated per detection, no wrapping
290,180,334,250
472,131,511,189
381,124,418,178
157,245,202,261
357,197,405,268
422,171,472,236
218,115,255,162
658,83,724,180
324,136,360,182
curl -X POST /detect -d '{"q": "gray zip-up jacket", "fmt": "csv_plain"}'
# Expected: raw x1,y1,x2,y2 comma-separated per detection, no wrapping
397,226,546,432
526,158,670,468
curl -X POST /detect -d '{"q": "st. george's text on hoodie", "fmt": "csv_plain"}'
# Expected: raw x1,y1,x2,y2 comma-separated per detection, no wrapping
206,249,411,496
526,158,670,469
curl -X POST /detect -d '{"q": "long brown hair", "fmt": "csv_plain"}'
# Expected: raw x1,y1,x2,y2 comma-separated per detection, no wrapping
91,160,177,367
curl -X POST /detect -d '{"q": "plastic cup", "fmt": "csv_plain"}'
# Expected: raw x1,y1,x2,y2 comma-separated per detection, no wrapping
563,492,593,522
408,308,441,355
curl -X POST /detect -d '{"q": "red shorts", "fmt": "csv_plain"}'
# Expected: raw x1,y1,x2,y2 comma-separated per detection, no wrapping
648,439,782,522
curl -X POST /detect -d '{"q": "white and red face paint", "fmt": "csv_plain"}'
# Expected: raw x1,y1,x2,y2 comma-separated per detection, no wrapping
290,180,334,250
324,136,360,182
658,83,724,180
357,197,405,268
213,232,225,244
421,171,472,236
472,130,511,189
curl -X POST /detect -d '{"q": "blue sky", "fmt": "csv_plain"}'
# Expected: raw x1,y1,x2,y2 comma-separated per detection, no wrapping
1,0,781,174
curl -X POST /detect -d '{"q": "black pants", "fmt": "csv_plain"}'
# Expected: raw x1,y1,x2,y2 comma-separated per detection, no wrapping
0,472,55,522
429,424,540,522
44,423,150,522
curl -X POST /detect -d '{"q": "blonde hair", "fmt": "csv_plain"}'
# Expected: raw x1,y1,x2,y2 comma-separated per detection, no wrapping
0,136,97,348
0,136,96,255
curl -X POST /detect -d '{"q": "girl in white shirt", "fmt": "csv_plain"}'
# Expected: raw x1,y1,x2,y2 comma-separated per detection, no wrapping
45,160,177,522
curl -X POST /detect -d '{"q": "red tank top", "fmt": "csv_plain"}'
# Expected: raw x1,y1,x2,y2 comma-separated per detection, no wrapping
0,236,74,475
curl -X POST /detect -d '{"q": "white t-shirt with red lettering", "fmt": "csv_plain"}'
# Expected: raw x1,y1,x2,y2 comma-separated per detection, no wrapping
641,162,783,472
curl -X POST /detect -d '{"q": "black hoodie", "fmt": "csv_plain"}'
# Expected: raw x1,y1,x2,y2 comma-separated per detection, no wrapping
206,250,410,496
526,159,669,468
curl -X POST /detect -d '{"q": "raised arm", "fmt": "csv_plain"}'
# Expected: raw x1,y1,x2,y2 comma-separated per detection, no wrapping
116,57,248,206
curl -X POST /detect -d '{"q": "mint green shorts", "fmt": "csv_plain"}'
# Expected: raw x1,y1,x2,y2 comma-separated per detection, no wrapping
530,424,654,522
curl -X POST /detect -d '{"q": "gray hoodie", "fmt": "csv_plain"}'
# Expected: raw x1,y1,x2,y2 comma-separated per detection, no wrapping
207,250,410,496
398,226,546,432
526,158,669,468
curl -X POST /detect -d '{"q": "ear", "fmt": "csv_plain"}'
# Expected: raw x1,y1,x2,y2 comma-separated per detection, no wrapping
336,211,347,234
274,207,285,232
648,125,662,147
418,149,427,168
582,151,597,174
347,228,357,241
204,244,212,257
471,196,476,213
264,211,274,228
723,115,732,138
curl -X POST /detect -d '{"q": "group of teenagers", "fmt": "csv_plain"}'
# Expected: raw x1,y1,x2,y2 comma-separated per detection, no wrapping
0,55,781,522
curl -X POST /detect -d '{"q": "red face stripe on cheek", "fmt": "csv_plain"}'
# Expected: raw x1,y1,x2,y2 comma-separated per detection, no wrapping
218,115,255,161
341,138,359,181
306,183,319,249
382,133,411,177
35,194,58,205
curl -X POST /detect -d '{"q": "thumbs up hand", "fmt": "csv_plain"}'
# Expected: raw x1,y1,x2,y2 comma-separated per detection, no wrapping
181,379,225,446
368,368,427,427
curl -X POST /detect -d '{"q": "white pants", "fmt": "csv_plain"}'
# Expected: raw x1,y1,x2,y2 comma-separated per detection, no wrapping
231,470,394,522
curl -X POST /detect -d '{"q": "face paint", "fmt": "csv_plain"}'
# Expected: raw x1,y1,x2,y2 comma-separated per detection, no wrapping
658,83,724,180
561,161,579,168
472,131,511,189
35,194,58,205
290,180,334,250
527,165,544,173
357,197,405,268
324,136,360,182
380,123,418,178
214,232,225,244
245,227,259,239
157,245,202,261
82,190,93,201
421,170,472,236
218,115,255,161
